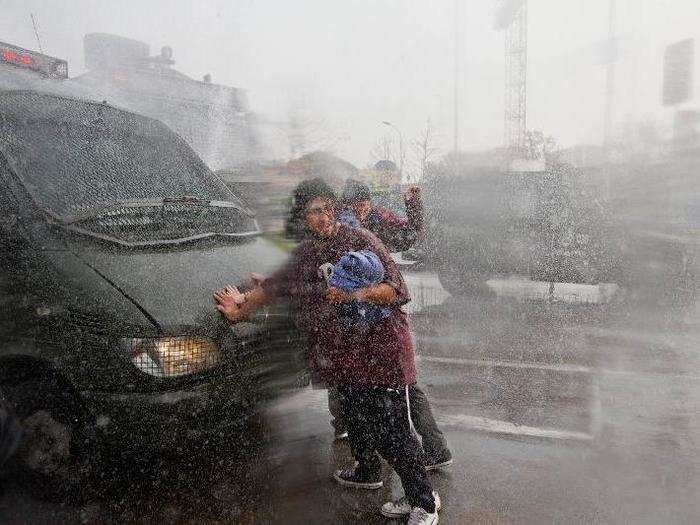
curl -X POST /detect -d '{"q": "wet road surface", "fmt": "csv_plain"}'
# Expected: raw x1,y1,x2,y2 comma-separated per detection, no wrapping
1,270,699,523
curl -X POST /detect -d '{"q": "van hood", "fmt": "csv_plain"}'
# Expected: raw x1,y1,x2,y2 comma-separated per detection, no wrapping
69,236,290,334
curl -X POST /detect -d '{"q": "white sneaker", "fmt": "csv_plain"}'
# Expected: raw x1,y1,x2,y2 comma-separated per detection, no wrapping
407,506,439,525
380,491,441,518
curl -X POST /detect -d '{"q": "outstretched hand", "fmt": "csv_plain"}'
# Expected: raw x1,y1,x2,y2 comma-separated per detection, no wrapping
214,285,247,323
404,186,421,202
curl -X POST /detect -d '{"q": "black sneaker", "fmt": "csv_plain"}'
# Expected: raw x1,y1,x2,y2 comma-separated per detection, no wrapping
333,466,383,489
425,451,453,471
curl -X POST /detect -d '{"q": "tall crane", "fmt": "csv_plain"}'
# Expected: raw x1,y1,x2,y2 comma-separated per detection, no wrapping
495,0,528,159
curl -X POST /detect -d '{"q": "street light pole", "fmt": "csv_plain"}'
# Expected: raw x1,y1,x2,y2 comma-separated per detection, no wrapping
382,120,404,180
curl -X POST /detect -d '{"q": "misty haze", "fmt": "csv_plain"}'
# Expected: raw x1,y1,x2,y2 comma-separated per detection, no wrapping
0,1,698,524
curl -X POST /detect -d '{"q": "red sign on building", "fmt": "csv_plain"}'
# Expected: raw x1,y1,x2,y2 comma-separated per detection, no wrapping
0,41,68,79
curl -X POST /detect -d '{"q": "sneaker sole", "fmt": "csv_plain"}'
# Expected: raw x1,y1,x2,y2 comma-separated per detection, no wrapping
380,509,408,519
380,504,441,519
332,472,383,489
425,458,453,471
382,510,439,523
379,493,442,518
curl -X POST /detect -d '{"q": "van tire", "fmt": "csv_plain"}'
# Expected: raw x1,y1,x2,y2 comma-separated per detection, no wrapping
1,375,95,492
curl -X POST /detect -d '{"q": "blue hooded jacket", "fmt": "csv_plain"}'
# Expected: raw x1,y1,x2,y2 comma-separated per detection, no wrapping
327,250,392,327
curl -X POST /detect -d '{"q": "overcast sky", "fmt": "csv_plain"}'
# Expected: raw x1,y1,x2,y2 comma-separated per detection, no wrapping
2,0,699,167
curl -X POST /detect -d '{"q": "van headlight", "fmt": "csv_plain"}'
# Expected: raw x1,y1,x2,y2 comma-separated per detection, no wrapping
121,336,221,377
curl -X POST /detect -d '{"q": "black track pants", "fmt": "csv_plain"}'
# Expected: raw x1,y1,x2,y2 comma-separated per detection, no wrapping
329,383,450,459
337,384,436,513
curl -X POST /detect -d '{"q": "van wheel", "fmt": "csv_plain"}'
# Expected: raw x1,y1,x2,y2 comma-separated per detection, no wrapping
2,376,94,488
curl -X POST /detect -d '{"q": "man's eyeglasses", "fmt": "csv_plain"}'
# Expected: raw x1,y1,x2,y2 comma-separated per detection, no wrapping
306,204,335,217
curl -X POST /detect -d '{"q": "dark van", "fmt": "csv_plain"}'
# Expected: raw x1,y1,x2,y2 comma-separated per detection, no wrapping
0,91,306,471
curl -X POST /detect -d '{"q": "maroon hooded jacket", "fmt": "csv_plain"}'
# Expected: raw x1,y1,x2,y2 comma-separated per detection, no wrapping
263,224,417,387
361,193,423,252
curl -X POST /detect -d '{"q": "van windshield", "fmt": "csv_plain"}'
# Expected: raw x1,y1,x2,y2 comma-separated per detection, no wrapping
0,92,238,220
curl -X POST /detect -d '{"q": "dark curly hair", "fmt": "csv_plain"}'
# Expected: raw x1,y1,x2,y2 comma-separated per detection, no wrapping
284,178,338,241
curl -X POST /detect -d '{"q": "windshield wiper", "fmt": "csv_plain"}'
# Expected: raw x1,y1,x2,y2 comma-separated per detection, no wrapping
162,195,209,204
61,196,253,225
53,197,261,247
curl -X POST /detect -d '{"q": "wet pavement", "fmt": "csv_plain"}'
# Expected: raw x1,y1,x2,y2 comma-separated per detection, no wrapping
1,269,699,523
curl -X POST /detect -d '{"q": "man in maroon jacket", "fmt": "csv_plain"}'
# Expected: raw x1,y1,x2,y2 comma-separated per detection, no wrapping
214,178,440,524
339,178,423,253
332,179,453,471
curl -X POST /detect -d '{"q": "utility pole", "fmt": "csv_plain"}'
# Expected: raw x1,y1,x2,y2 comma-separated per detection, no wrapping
603,0,617,147
453,0,460,152
603,0,617,200
503,0,527,159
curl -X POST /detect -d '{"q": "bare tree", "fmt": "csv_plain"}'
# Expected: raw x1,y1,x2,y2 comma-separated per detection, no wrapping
370,134,399,165
287,111,345,158
410,119,440,182
523,130,560,162
287,89,345,158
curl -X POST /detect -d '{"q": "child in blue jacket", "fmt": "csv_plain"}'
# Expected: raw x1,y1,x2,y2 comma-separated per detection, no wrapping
321,250,391,329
